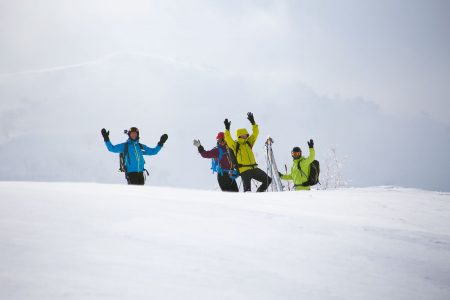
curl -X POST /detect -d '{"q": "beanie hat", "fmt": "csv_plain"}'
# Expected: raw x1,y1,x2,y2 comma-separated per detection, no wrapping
216,132,225,140
292,146,301,153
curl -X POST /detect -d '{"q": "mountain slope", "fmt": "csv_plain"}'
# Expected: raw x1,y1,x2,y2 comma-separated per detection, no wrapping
1,182,449,299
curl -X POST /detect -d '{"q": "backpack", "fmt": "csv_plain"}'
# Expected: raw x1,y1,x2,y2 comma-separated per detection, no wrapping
298,160,320,186
211,147,224,174
211,146,239,179
119,142,144,173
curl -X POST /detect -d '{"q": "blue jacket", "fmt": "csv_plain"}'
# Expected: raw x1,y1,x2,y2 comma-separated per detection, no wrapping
105,139,161,172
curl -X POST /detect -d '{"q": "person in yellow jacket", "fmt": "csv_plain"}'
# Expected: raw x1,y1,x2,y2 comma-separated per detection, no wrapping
224,112,272,192
280,140,315,190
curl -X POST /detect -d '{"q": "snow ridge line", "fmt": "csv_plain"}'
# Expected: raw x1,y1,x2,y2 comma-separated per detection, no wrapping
0,51,218,79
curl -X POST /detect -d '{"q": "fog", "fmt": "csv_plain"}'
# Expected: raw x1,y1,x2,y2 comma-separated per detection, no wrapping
0,1,449,191
0,52,448,191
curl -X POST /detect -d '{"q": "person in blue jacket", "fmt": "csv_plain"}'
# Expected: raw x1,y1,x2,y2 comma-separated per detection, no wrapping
101,127,168,185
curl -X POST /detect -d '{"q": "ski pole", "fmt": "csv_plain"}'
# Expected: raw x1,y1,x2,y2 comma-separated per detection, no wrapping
265,141,273,192
285,164,291,191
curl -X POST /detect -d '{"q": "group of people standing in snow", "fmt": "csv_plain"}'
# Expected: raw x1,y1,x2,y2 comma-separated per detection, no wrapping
101,112,315,192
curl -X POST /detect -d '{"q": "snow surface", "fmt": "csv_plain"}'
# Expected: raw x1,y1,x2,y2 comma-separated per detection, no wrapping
1,182,449,300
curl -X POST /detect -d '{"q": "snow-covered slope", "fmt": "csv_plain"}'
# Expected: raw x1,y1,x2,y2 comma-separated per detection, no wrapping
1,182,449,300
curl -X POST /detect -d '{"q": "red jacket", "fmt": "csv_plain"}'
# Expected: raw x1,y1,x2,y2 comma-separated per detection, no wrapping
198,145,234,170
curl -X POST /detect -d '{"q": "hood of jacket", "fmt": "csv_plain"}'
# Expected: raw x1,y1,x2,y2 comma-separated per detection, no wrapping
236,128,249,144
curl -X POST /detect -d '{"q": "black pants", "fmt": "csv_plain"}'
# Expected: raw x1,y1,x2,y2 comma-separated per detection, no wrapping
217,173,239,192
240,168,272,192
126,172,145,185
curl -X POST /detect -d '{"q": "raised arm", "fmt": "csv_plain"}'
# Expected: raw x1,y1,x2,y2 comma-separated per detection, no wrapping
198,146,219,159
105,141,125,153
142,144,162,156
303,140,316,165
248,124,259,146
101,128,126,153
246,113,259,146
193,139,219,159
142,134,167,156
224,119,236,151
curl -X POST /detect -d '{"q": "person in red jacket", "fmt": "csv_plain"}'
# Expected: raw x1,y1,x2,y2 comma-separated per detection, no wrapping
193,132,239,192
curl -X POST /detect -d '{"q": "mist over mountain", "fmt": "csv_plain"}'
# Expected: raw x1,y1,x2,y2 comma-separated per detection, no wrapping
0,53,449,191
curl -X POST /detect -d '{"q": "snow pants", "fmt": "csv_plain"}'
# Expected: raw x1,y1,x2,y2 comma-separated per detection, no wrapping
217,173,239,192
240,168,272,192
126,172,145,185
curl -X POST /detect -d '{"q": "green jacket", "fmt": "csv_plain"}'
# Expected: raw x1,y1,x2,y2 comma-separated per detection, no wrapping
282,148,315,190
225,124,259,174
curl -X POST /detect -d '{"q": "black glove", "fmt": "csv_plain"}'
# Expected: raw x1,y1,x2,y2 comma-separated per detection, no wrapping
101,128,110,142
158,134,168,147
224,119,231,131
247,112,255,125
278,171,284,178
307,139,314,149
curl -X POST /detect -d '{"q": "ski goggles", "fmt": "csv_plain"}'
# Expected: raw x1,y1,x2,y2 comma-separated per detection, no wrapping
291,151,302,157
217,138,225,143
239,134,249,139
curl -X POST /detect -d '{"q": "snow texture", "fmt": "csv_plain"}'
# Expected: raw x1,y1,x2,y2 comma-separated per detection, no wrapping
1,182,449,299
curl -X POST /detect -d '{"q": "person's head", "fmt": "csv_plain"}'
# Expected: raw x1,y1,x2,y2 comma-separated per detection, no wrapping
291,146,302,159
216,132,226,146
128,127,139,140
236,128,249,143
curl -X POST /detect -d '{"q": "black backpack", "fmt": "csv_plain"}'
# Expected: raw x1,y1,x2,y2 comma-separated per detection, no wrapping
119,142,144,172
298,160,320,186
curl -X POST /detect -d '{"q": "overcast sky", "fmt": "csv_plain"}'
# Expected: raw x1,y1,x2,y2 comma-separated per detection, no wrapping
1,0,449,124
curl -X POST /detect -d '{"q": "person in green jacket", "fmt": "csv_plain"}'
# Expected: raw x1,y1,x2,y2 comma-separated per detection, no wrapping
281,140,315,190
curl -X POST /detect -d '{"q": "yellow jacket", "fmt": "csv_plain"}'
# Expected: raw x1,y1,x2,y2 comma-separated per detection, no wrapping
225,124,259,173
